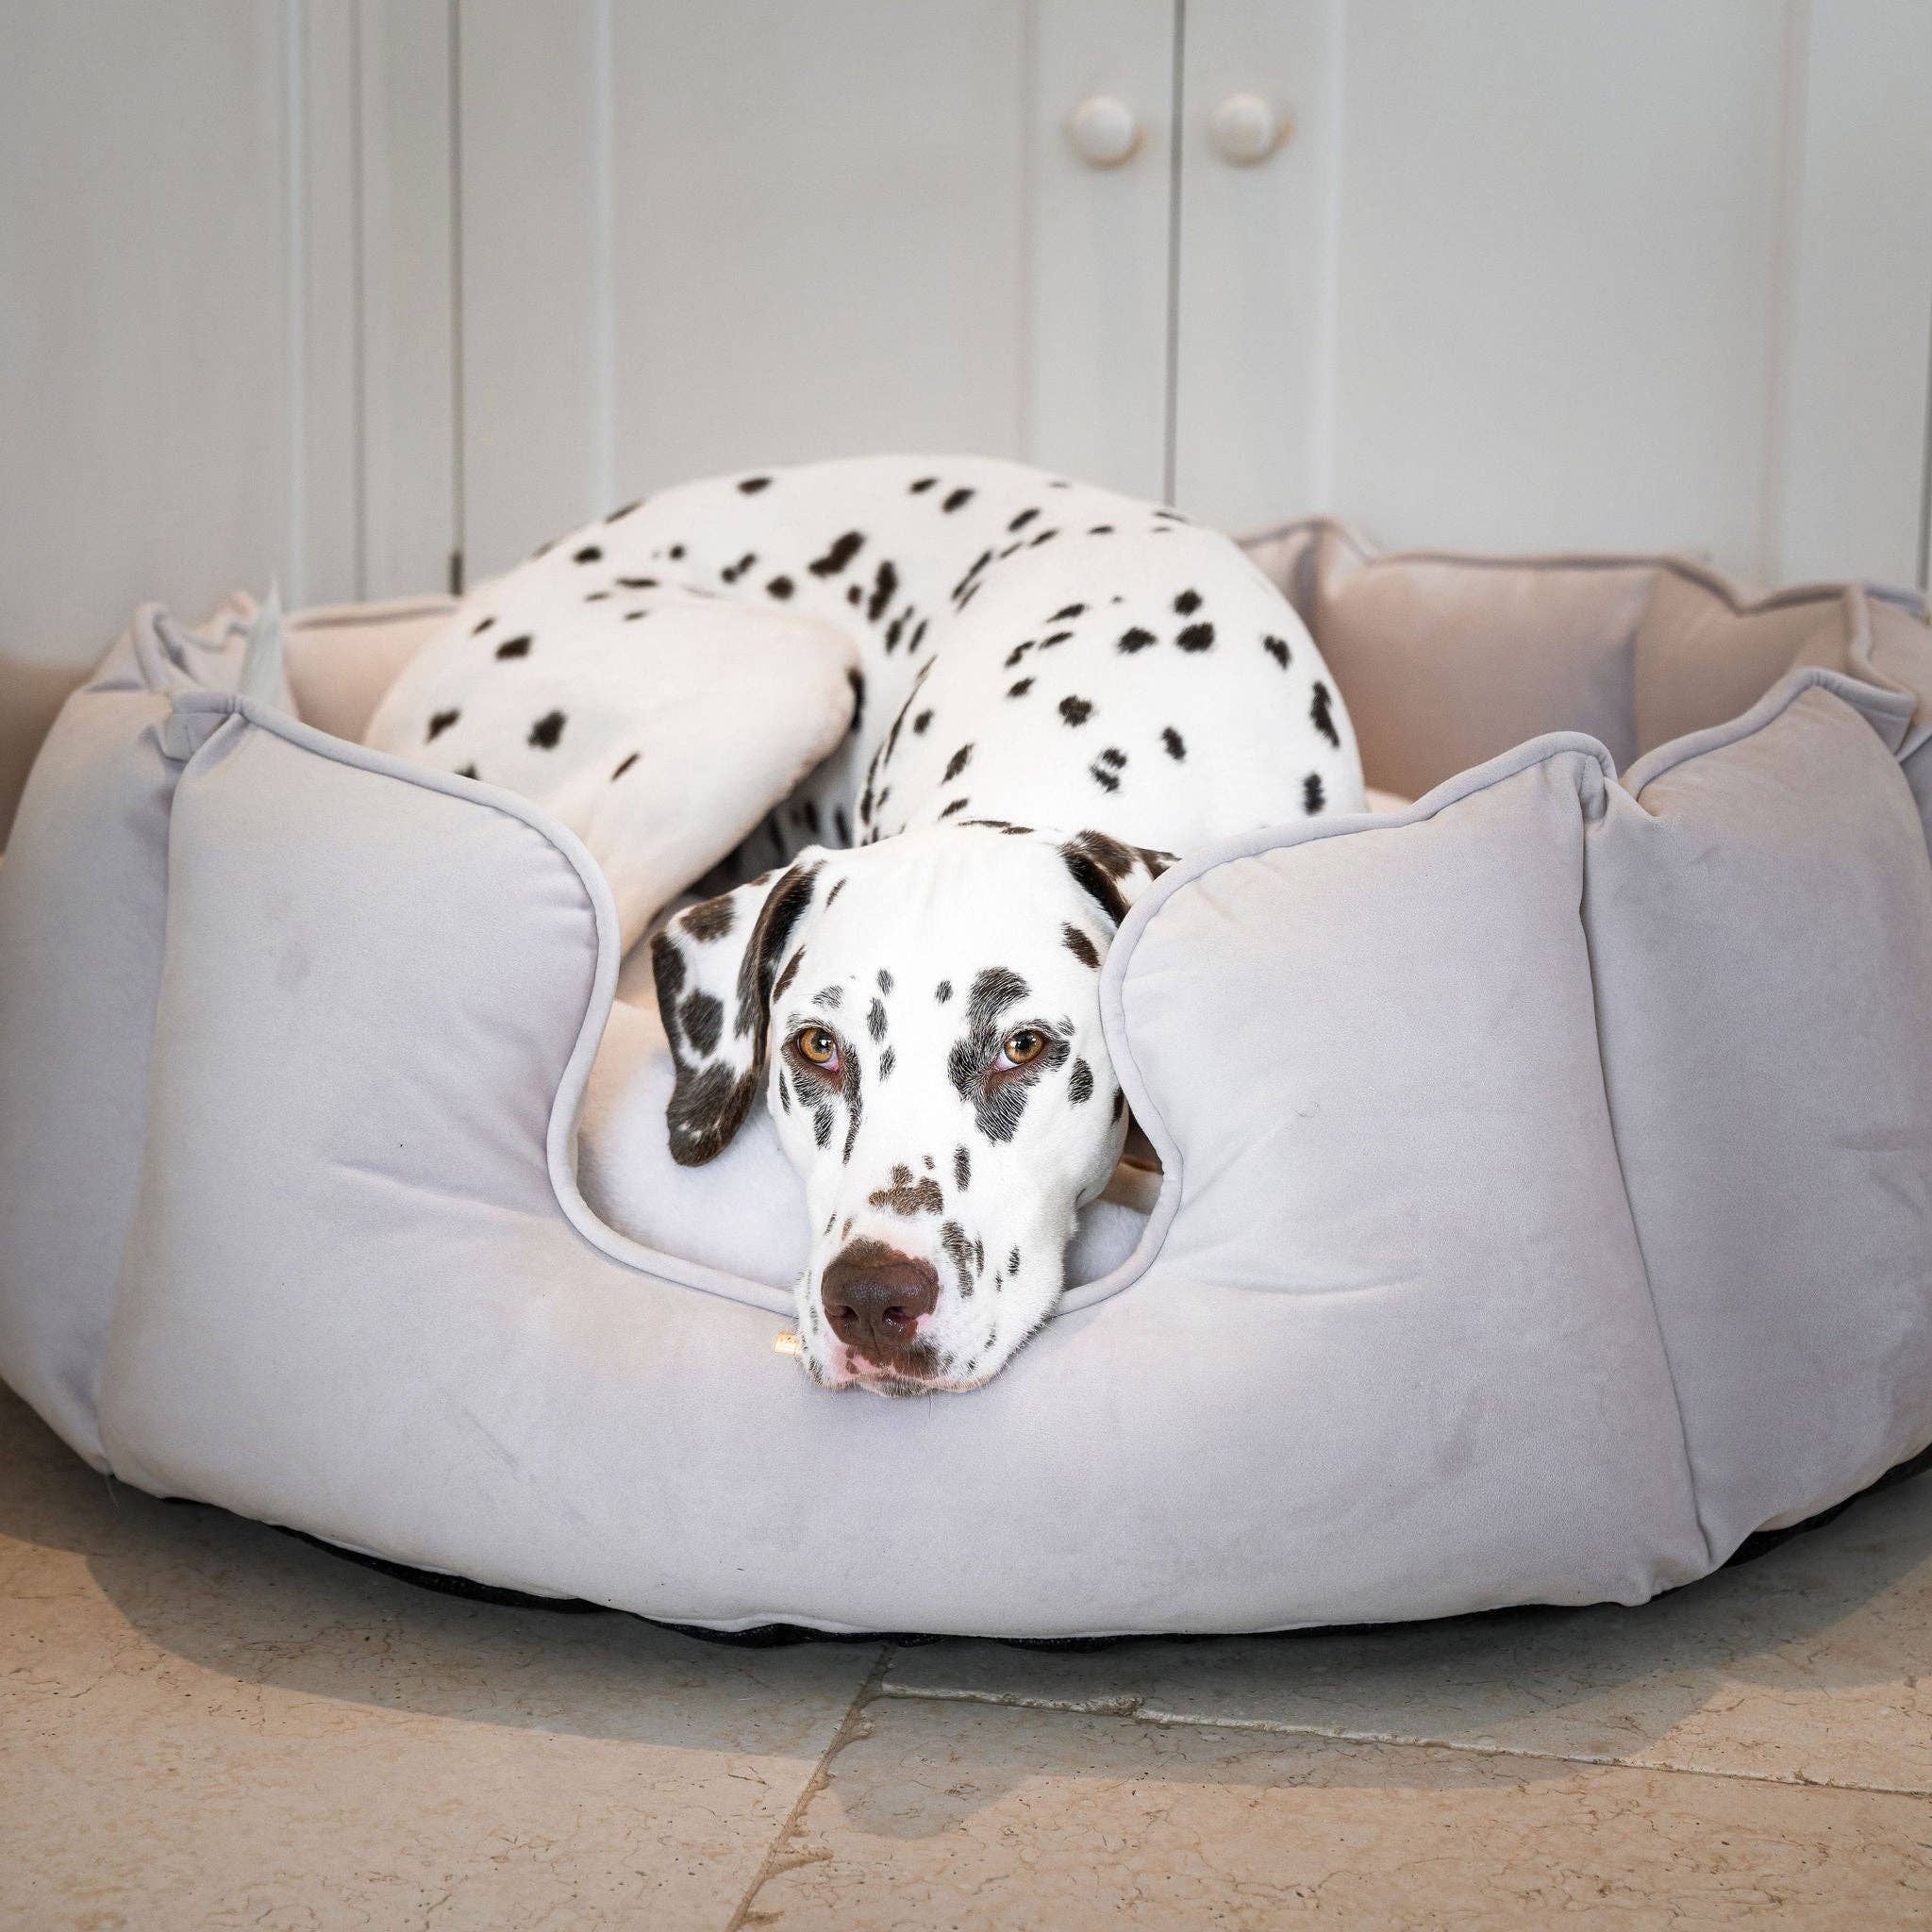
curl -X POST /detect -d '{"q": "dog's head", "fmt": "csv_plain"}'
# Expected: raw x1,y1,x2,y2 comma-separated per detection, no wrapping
649,823,1170,1393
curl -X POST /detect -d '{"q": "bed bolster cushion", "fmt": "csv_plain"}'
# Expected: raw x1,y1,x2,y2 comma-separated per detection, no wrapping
0,606,266,1466
1586,673,1932,1556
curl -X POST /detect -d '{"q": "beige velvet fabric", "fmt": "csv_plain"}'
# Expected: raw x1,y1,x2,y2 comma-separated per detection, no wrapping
5,538,1932,1634
1244,520,1932,807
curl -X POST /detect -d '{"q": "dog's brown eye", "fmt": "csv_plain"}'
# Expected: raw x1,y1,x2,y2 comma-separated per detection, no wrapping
1000,1028,1045,1068
794,1025,840,1069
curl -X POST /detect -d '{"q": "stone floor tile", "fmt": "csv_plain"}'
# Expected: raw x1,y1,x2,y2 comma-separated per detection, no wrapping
0,1386,879,1932
885,1475,1932,1792
744,1693,1932,1931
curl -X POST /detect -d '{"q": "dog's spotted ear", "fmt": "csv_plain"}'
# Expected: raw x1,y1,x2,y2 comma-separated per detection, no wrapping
650,853,830,1166
1058,831,1174,928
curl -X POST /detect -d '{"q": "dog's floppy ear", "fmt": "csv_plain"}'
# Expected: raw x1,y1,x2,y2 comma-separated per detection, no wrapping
1058,831,1174,929
650,853,829,1165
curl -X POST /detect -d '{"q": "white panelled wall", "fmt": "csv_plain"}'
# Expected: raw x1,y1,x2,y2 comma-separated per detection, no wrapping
5,0,1930,706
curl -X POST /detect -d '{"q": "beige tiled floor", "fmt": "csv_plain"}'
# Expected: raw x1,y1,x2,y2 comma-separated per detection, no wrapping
5,1382,1931,1930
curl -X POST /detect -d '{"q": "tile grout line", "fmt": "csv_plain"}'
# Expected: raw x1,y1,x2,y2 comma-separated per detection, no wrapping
875,1682,1932,1801
722,1644,895,1932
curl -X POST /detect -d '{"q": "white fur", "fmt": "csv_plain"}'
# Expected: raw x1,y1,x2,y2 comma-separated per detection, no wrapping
369,456,1364,1391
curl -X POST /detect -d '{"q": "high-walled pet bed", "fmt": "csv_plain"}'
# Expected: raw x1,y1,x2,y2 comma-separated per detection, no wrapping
5,525,1932,1638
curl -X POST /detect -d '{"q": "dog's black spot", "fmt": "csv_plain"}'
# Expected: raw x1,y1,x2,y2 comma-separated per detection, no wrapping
815,985,843,1008
1160,725,1186,760
758,575,791,602
940,1221,976,1297
1008,508,1040,531
877,969,893,994
1090,524,1115,535
1099,746,1127,768
617,575,658,590
1062,925,1100,968
909,475,937,493
528,710,566,749
1007,1246,1021,1276
777,1071,791,1112
612,752,639,780
1311,679,1340,748
841,1049,864,1163
908,617,929,654
944,743,974,783
1176,623,1215,653
1305,772,1325,814
885,612,906,652
721,550,758,583
1117,626,1156,655
1039,629,1074,649
1058,831,1168,925
1004,642,1034,670
936,979,953,1004
1263,634,1291,670
846,584,862,607
954,1144,971,1192
426,709,459,741
583,591,610,603
1058,695,1092,726
834,808,852,844
808,530,865,577
879,1047,895,1079
680,990,724,1057
941,487,974,512
458,762,479,780
912,709,933,735
668,543,686,559
472,616,495,634
653,939,688,1011
869,1164,941,1217
1050,603,1086,622
737,475,771,493
1111,1087,1125,1122
665,1060,760,1167
494,634,531,658
573,544,602,565
682,895,735,942
1008,677,1034,698
1174,589,1202,615
1027,529,1058,547
939,797,970,817
812,1107,832,1149
868,997,888,1043
606,499,641,522
947,968,1060,1146
1090,763,1122,792
846,667,866,735
867,559,899,623
773,948,805,1004
1068,1058,1093,1105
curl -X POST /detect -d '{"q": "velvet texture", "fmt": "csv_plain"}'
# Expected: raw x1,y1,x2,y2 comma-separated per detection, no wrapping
4,548,1931,1634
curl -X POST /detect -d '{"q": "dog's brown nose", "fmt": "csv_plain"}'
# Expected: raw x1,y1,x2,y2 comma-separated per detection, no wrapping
820,1243,940,1364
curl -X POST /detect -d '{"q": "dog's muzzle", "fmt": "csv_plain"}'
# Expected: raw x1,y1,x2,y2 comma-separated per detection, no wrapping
820,1242,940,1374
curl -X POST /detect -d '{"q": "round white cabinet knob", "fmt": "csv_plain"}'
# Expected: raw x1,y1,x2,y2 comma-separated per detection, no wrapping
1208,92,1291,166
1066,95,1142,169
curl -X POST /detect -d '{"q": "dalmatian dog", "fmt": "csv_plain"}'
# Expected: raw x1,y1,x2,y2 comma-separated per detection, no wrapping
368,456,1363,1394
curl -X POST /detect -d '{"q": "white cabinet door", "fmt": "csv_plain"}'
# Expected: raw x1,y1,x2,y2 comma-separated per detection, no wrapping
456,0,1174,581
1174,0,1932,587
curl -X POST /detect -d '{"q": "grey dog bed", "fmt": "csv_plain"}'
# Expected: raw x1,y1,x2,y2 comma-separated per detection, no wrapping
4,521,1932,1639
